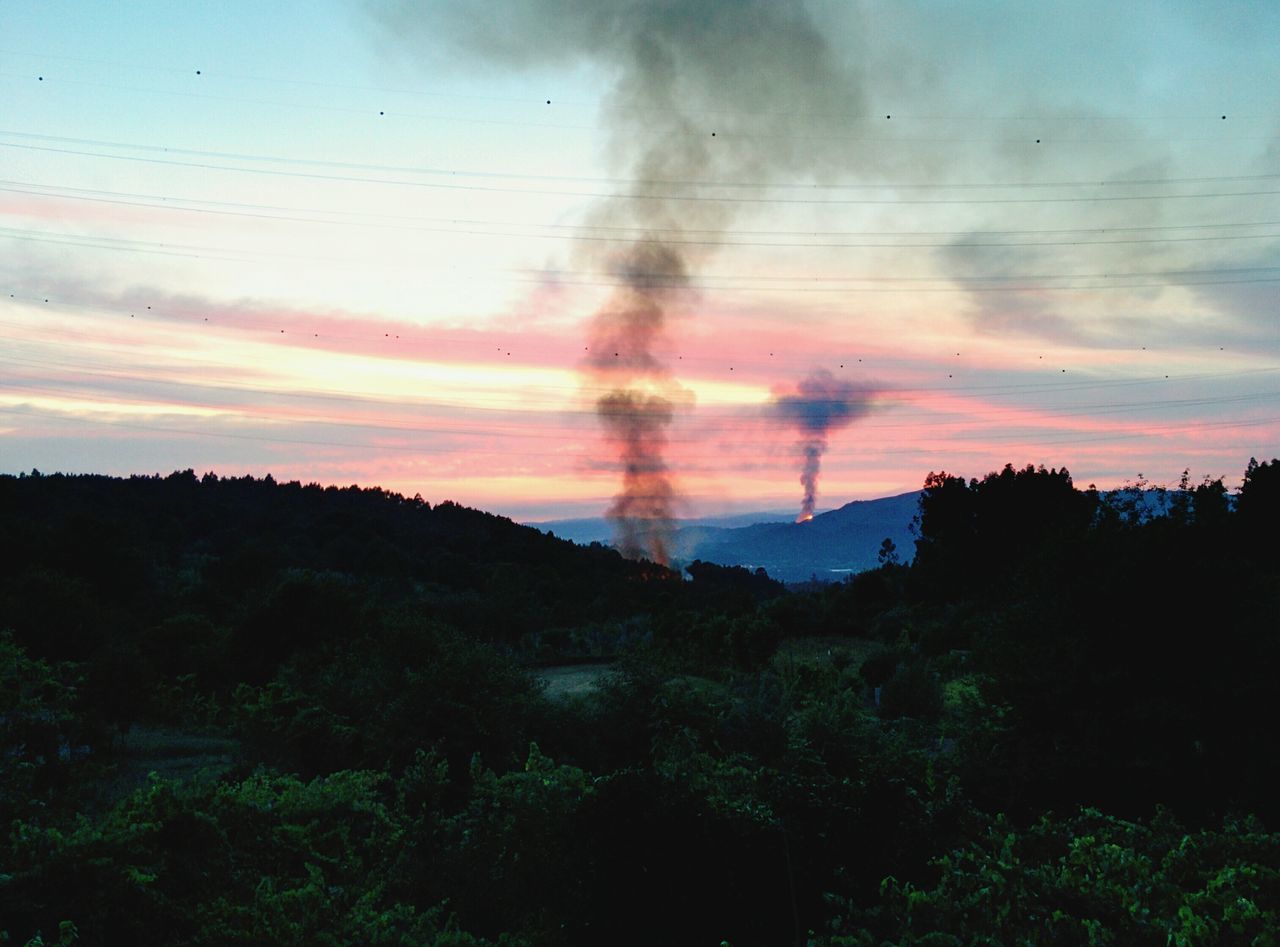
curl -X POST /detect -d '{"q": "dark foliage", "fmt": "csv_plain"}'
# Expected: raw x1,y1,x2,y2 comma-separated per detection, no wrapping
2,461,1278,945
907,463,1280,822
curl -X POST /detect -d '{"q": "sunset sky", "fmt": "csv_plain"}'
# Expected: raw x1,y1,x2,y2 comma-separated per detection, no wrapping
3,0,1279,521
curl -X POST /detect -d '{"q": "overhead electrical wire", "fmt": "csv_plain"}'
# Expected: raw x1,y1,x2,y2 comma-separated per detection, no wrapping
3,335,1278,425
5,52,1276,490
4,130,1279,192
5,137,1280,204
4,366,1275,443
5,341,1276,422
4,228,1279,292
11,178,1280,241
6,293,1280,402
2,397,1275,463
6,180,1280,250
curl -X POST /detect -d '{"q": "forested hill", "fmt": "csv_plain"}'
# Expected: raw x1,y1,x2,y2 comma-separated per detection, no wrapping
0,467,781,760
0,469,694,664
0,468,655,600
3,462,1280,946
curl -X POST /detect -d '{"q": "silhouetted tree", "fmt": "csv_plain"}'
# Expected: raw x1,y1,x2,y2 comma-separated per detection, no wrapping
1238,457,1280,554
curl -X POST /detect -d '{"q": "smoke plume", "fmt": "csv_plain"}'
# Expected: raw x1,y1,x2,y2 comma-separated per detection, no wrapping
570,1,863,562
586,242,690,561
596,389,675,562
374,0,867,561
775,370,875,521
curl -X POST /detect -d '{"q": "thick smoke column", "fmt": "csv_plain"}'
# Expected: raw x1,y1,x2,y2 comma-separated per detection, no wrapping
775,370,875,521
588,242,690,561
597,389,674,562
375,1,866,561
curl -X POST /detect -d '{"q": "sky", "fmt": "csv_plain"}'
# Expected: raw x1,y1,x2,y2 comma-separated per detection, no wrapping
2,0,1279,524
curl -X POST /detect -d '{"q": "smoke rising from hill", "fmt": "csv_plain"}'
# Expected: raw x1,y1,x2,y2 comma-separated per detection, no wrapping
775,370,876,521
376,0,867,562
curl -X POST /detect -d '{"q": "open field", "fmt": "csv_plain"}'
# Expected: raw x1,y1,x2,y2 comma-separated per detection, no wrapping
536,663,618,700
105,725,240,801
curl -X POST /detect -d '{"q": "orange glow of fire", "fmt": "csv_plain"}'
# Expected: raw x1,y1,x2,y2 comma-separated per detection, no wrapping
796,512,814,523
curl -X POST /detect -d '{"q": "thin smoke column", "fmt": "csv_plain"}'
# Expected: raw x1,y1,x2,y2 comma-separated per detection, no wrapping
775,370,875,522
375,1,869,561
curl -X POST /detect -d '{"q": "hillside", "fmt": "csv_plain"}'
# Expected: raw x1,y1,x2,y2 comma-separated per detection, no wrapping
0,470,718,684
0,469,665,600
677,491,921,582
3,461,1279,947
536,492,921,582
530,507,798,546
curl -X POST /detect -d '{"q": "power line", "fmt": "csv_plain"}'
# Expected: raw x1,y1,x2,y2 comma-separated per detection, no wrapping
5,358,1276,429
6,294,1280,400
3,400,1275,461
7,180,1280,250
3,340,1278,430
4,226,1280,291
4,129,1279,192
6,139,1280,205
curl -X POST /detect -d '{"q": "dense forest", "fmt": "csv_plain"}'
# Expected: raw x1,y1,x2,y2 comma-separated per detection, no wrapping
2,461,1278,946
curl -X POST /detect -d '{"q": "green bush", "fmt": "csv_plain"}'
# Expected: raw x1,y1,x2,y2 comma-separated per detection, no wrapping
821,807,1280,946
879,662,943,721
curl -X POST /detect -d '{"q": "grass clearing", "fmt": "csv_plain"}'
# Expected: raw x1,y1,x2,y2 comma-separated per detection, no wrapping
536,663,617,700
105,725,240,801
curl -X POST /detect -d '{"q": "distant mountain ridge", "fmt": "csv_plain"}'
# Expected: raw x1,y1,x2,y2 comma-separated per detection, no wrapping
530,508,799,546
533,492,922,583
535,484,1232,584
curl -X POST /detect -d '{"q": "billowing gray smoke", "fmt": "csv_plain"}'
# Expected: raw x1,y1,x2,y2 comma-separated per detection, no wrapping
375,1,866,562
775,370,875,521
596,389,675,562
588,242,688,562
